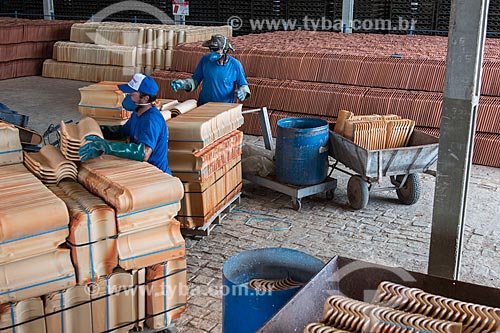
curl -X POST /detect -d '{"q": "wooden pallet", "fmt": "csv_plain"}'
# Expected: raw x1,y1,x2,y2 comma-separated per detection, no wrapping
181,192,241,238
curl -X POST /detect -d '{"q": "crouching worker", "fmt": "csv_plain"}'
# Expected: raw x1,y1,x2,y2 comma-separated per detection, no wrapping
78,73,172,174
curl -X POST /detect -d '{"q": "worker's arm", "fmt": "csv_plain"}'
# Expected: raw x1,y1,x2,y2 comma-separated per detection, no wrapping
235,60,251,101
78,135,145,162
144,145,153,161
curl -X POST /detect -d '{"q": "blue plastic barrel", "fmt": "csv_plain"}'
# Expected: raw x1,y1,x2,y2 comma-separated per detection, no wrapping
275,118,329,186
222,248,324,333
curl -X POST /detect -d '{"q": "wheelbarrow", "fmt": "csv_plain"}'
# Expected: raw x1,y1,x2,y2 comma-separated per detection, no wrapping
328,124,439,210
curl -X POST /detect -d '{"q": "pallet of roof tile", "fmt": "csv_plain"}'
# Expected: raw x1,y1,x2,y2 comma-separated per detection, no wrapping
180,190,241,238
42,59,135,82
0,297,46,332
0,121,23,166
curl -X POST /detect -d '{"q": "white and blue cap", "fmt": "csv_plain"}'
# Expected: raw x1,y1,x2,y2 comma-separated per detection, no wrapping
118,73,159,96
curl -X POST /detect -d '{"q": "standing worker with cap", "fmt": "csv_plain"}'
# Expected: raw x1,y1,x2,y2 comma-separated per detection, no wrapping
170,34,251,105
79,73,172,174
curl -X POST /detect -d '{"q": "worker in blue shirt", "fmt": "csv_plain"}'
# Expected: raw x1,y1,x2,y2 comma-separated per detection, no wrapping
170,34,251,105
78,73,172,174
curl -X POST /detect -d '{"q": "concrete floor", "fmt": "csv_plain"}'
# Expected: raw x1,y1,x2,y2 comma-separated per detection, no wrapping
2,76,499,333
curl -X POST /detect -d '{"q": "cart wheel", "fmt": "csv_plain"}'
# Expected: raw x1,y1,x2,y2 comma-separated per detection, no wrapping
394,173,421,205
291,198,302,211
326,189,335,200
347,175,369,210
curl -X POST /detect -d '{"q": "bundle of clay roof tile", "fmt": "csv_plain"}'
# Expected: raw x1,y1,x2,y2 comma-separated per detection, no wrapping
167,103,244,228
0,18,77,80
334,111,415,150
0,164,75,305
0,121,23,166
78,155,185,269
48,181,117,285
59,117,103,161
23,145,78,184
43,21,231,81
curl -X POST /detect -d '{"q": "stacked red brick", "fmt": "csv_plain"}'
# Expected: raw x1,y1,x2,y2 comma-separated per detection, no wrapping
0,18,76,80
153,31,500,168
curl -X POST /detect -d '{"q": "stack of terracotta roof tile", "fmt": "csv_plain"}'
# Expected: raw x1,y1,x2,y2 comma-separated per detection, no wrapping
167,102,244,151
152,30,500,168
77,155,187,330
23,145,78,184
145,258,188,329
59,117,103,162
152,67,500,167
0,18,77,80
44,285,92,333
0,164,75,305
167,103,243,228
0,121,23,166
0,297,47,332
43,22,231,81
48,181,117,285
78,155,185,270
170,31,500,96
78,81,130,125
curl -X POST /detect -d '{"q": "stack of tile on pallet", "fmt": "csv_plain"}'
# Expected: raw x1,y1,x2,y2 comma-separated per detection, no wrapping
153,30,500,168
0,18,77,80
78,154,187,330
42,21,232,82
78,81,130,126
167,102,244,229
0,122,23,166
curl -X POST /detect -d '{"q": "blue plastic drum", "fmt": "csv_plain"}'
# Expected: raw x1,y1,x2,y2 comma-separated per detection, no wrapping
275,118,329,186
222,248,324,333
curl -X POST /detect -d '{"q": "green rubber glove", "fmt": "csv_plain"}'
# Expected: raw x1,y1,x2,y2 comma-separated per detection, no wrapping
79,135,145,162
100,125,126,140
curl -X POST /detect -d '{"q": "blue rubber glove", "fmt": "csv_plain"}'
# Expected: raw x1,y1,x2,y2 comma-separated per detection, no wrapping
236,87,248,101
171,79,186,92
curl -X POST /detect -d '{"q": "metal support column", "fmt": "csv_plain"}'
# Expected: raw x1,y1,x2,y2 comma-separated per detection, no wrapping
428,0,489,279
43,0,55,20
342,0,354,33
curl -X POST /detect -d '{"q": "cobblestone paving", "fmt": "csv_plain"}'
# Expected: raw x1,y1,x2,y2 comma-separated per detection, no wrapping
1,77,498,333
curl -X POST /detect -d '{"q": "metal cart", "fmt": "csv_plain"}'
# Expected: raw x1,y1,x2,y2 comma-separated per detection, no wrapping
242,108,337,211
328,124,439,210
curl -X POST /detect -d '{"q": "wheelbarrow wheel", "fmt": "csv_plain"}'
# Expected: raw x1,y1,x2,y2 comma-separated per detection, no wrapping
394,173,421,205
347,175,369,210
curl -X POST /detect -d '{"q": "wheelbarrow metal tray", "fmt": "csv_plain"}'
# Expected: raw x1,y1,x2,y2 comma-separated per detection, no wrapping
329,126,439,179
258,256,500,332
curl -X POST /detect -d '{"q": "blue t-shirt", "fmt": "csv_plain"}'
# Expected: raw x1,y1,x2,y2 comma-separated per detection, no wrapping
123,106,171,174
192,54,248,105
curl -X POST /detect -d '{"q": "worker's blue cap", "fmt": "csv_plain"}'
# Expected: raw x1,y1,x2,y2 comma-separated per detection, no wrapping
118,73,159,96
